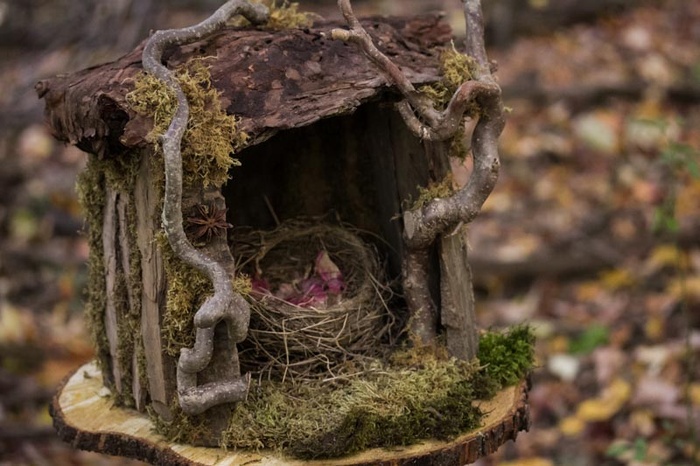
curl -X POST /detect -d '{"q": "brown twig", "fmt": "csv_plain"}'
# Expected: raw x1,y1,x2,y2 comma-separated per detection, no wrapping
333,0,505,350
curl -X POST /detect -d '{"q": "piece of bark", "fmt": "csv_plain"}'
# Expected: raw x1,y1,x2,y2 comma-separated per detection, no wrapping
134,151,173,420
440,229,478,361
102,188,123,394
36,16,451,158
51,361,530,466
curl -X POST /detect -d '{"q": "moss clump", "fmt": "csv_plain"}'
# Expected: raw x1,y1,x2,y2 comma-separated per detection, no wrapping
126,59,247,189
419,43,478,109
150,401,215,446
76,158,110,380
478,325,536,389
156,232,212,357
221,351,481,457
234,1,315,30
412,173,455,210
213,328,535,459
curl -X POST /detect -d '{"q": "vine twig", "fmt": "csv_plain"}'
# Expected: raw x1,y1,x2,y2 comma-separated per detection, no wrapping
331,0,505,249
142,0,269,415
332,0,505,347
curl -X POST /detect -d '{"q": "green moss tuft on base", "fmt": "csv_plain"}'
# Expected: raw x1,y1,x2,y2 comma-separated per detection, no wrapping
208,327,536,459
479,324,536,388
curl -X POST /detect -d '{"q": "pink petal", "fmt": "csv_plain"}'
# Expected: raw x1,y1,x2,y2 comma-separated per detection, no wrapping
315,250,342,282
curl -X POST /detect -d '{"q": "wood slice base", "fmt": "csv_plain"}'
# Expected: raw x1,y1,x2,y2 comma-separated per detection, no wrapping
50,361,530,466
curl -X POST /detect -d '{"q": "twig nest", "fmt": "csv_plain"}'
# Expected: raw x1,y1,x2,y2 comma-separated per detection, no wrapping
231,221,394,381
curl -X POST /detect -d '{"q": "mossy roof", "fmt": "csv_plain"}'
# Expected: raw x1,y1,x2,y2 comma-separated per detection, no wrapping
37,15,451,158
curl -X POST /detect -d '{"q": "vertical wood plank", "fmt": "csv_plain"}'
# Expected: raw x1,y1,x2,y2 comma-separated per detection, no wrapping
425,141,479,360
102,188,122,394
117,194,146,410
134,153,171,420
439,229,478,360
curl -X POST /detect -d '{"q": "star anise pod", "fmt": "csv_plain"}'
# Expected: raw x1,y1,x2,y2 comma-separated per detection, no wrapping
185,202,232,243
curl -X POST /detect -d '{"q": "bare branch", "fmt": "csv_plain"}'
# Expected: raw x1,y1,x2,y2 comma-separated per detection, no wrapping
334,0,504,353
142,0,269,415
333,0,505,248
331,0,441,128
404,83,504,249
463,0,490,75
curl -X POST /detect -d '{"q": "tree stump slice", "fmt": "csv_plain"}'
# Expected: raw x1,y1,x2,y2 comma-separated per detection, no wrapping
51,361,530,466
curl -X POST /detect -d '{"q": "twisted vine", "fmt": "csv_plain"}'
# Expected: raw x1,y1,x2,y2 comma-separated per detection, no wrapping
142,0,269,415
332,0,505,345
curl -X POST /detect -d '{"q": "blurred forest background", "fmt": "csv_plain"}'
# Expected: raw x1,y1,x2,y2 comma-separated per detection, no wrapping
1,0,699,465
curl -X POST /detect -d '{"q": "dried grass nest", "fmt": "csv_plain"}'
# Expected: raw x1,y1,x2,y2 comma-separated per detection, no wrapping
231,221,395,381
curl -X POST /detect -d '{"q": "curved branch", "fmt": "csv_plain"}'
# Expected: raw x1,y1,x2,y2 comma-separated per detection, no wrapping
463,0,490,75
332,0,505,249
404,83,504,249
142,0,269,414
331,0,441,129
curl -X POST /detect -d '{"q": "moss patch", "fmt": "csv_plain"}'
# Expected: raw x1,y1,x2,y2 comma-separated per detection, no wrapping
478,324,536,388
209,327,536,459
234,1,315,30
419,43,478,109
126,59,247,189
155,231,212,357
76,158,110,381
412,173,455,210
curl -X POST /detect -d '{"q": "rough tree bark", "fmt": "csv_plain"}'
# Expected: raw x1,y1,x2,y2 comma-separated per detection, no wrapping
141,0,269,415
333,0,505,355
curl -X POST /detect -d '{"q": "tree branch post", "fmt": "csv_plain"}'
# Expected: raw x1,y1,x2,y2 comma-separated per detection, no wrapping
333,0,505,354
142,0,269,415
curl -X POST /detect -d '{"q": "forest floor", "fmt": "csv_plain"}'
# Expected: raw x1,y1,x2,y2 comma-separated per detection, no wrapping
1,1,699,465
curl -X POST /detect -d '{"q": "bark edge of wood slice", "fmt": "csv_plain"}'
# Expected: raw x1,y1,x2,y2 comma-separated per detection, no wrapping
50,361,531,466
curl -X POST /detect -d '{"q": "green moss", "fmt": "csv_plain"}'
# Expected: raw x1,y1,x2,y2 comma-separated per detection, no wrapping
412,174,454,210
478,325,536,389
419,43,478,109
156,232,212,357
210,328,536,459
150,401,213,445
126,59,247,189
234,1,315,30
76,158,111,380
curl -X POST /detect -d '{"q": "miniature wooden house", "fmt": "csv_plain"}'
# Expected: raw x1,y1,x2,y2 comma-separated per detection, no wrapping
38,12,526,461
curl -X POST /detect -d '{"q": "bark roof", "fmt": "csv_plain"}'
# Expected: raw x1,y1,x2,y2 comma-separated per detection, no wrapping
36,15,451,157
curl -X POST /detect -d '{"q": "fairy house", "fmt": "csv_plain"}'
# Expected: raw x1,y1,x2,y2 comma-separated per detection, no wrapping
39,4,532,463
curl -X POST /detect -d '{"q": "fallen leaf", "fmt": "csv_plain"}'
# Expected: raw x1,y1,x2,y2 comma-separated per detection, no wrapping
576,378,631,422
688,384,700,406
632,375,680,406
498,458,554,466
559,415,585,437
0,303,37,345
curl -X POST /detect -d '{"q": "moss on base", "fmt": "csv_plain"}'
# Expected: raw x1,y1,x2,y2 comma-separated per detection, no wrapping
144,326,537,460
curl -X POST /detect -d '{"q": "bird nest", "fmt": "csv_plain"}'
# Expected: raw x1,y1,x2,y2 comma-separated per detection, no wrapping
231,221,395,381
